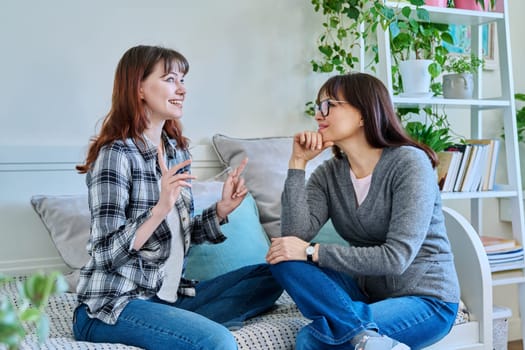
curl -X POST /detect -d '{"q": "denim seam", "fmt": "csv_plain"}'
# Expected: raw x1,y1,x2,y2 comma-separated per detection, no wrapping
386,298,457,338
305,267,377,345
119,313,201,349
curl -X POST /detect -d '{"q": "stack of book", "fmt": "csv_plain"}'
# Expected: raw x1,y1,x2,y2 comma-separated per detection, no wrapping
480,235,524,271
437,139,501,192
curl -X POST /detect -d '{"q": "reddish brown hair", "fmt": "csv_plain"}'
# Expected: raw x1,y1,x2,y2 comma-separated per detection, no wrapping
77,45,190,173
317,73,438,168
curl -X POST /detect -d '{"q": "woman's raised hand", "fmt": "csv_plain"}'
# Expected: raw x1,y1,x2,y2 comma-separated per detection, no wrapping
156,146,196,217
216,157,249,220
289,131,333,169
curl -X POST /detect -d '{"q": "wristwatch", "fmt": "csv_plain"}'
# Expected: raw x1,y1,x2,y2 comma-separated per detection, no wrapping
306,242,316,263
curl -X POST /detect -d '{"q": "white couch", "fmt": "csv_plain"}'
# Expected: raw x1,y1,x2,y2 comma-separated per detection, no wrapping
0,136,493,349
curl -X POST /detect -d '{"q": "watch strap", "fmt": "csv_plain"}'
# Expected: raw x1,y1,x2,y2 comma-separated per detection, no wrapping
306,241,316,263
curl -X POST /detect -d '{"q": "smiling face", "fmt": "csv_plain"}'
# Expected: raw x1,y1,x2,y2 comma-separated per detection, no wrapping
139,60,186,124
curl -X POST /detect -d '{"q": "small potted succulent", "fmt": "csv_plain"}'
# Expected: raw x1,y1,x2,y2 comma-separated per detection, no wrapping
442,53,484,99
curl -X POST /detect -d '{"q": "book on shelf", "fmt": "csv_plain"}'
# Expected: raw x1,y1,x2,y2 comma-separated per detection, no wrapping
436,140,501,193
481,235,524,269
480,235,520,253
465,139,501,191
452,144,472,192
460,143,487,192
437,151,461,192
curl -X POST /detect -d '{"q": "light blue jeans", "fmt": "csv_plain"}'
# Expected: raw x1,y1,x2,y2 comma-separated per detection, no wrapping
270,261,458,350
73,263,282,350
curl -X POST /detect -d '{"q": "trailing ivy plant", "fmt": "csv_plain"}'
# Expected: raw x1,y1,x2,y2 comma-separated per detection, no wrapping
306,0,452,113
0,271,67,349
307,0,421,115
309,0,391,75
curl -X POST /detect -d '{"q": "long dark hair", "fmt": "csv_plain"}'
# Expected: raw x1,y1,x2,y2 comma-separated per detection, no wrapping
77,45,190,173
317,73,438,167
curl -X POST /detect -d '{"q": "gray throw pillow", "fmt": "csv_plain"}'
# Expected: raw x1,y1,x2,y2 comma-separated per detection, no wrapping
31,194,91,293
211,134,332,237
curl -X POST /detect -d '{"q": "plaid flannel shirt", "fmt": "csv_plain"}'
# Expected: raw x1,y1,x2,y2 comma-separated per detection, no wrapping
76,133,226,325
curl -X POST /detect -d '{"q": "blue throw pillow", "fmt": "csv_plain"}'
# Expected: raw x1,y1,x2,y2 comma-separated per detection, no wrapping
313,219,349,246
184,192,270,281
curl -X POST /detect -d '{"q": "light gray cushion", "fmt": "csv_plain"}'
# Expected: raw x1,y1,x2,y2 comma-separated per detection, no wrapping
31,194,90,292
211,134,332,237
30,194,90,292
30,194,91,270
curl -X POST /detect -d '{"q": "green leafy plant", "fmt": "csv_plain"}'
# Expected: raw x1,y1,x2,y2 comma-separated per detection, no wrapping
306,0,441,114
309,0,391,75
390,14,452,78
515,93,525,143
443,54,484,74
398,106,458,152
0,271,67,349
388,3,453,95
475,0,496,10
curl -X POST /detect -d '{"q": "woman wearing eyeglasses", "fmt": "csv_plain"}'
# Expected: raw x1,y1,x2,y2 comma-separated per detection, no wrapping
266,73,459,350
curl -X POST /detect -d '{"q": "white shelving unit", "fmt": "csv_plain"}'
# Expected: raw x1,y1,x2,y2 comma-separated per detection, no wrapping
374,0,525,346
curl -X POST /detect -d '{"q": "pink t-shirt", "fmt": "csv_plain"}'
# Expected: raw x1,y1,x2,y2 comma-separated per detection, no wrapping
350,169,372,206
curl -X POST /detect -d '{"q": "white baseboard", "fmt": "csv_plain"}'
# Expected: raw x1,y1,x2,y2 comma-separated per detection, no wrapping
0,257,69,276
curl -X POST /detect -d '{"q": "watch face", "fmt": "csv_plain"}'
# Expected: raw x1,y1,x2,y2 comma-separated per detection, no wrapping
306,246,315,255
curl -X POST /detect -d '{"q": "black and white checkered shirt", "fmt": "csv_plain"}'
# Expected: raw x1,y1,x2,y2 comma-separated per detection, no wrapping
76,133,226,325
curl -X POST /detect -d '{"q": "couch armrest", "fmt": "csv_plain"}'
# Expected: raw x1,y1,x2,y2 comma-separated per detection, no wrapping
442,206,493,348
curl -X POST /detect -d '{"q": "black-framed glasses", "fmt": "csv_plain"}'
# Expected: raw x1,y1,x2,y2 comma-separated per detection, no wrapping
316,99,350,118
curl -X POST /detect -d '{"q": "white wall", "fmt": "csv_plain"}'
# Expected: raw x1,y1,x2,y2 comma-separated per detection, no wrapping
0,0,323,149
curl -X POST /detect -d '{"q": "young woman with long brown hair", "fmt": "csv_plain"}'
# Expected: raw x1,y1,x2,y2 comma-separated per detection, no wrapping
73,45,281,350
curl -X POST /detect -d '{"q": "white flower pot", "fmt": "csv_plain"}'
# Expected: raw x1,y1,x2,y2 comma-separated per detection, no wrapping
399,59,432,97
442,73,474,99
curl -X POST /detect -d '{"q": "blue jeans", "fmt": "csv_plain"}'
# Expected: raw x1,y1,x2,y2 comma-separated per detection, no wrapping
73,263,282,350
270,261,458,350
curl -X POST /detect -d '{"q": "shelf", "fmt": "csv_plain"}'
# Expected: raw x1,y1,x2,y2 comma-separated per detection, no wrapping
441,188,519,200
385,1,503,25
392,96,510,108
493,275,525,286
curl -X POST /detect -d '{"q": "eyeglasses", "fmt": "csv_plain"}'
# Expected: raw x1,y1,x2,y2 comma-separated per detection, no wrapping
316,99,350,118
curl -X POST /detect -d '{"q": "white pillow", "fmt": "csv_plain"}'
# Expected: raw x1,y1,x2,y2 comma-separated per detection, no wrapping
211,134,332,237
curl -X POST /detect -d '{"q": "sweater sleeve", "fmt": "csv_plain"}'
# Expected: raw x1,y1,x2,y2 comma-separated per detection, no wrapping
281,168,330,241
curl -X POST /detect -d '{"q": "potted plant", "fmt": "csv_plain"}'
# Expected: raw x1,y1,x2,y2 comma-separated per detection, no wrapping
0,271,67,349
442,53,484,99
453,0,496,11
389,3,454,96
306,0,451,113
425,0,448,7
